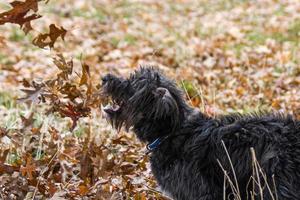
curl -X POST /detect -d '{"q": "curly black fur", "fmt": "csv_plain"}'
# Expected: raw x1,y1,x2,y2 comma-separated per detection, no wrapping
101,67,300,200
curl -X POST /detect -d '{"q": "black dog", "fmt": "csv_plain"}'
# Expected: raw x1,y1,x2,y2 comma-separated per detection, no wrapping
101,67,300,200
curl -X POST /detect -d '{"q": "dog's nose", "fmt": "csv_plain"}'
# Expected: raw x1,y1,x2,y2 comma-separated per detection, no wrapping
155,87,167,97
102,74,115,84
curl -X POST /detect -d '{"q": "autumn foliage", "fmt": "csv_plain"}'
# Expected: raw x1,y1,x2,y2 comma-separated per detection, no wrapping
0,0,299,199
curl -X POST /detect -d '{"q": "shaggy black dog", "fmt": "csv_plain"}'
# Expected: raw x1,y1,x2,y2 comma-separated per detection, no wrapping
101,67,300,200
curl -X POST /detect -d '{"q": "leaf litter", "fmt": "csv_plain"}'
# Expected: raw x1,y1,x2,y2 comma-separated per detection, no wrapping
0,0,299,199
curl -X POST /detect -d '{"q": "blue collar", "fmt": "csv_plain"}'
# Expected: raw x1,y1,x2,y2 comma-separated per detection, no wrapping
146,138,162,151
146,133,186,154
146,135,170,153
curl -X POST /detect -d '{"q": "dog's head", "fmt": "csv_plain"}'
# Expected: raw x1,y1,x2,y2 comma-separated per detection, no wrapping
101,67,188,142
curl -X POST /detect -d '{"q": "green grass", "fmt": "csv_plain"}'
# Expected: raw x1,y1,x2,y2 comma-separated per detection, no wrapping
245,19,300,45
32,112,44,128
3,111,18,130
124,34,137,45
0,92,16,109
110,37,120,47
0,53,7,64
181,80,198,98
274,5,285,16
274,65,284,74
33,148,45,160
287,19,300,43
0,2,11,10
246,31,268,44
9,28,26,42
73,123,86,137
71,8,107,23
7,151,20,165
223,43,247,58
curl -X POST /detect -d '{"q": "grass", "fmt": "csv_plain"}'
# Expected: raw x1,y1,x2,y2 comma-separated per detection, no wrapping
0,52,5,61
72,8,107,23
245,19,300,45
32,112,44,128
246,32,268,44
73,123,86,137
0,2,11,10
0,91,16,109
219,142,278,200
287,19,300,43
124,34,137,45
180,80,198,98
7,151,21,165
9,28,26,42
110,37,120,47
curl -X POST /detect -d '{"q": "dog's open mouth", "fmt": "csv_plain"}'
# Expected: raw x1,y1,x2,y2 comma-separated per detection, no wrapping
103,102,120,114
101,97,122,115
101,98,126,130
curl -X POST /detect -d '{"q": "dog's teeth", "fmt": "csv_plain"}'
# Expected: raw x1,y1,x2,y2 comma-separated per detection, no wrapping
102,103,111,110
100,104,107,117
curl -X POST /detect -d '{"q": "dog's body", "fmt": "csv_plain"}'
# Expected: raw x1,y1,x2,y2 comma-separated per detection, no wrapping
102,67,300,200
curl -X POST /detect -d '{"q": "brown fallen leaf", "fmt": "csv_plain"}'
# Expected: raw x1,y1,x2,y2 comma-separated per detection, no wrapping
58,103,90,131
32,24,67,48
18,86,44,103
0,0,41,33
0,163,20,174
79,127,93,182
0,36,6,47
48,126,60,141
0,127,8,137
59,83,81,100
78,184,89,196
20,155,36,180
53,54,73,80
79,63,94,98
79,63,90,87
22,21,33,35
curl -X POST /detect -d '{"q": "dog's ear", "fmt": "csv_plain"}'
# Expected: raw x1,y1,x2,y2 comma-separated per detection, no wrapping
153,87,179,118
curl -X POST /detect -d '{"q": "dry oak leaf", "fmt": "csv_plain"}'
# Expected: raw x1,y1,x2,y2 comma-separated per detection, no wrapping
53,54,73,80
79,63,94,97
58,103,90,131
78,184,89,196
0,127,8,137
32,24,67,48
20,155,36,180
0,0,41,33
18,85,44,103
22,21,33,34
0,163,20,174
79,63,90,87
59,83,81,101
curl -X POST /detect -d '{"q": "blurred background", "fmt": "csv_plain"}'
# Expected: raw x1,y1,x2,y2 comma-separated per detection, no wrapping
0,0,299,199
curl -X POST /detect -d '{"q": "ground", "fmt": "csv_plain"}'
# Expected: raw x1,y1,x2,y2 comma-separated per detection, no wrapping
0,0,299,199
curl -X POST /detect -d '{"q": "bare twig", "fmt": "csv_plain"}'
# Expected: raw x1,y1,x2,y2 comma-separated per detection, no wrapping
221,140,241,199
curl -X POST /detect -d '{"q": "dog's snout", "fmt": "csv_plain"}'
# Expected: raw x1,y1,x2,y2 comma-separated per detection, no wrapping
102,74,114,84
153,87,168,97
157,88,166,95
